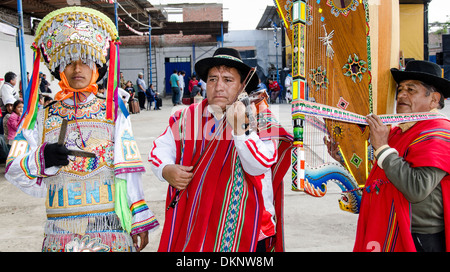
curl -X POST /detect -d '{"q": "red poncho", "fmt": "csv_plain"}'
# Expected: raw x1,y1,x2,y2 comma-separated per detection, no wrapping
157,100,292,252
354,119,450,252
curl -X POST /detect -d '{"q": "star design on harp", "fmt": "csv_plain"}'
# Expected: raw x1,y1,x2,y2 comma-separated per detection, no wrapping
326,0,359,17
318,25,335,59
309,66,329,90
343,53,368,83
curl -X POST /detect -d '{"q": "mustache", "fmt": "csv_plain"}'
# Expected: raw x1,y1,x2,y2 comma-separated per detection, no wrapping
397,100,410,106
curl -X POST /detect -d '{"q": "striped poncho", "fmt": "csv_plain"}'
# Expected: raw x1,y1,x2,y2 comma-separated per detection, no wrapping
153,99,292,252
354,119,450,252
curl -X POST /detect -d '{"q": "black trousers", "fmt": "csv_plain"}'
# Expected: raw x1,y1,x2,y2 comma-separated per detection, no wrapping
412,230,446,252
138,92,146,109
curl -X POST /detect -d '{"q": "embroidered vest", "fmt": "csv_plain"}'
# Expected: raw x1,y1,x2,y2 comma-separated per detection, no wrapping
39,97,133,252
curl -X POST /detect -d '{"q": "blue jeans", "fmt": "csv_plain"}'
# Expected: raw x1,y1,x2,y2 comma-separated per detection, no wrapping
172,87,180,105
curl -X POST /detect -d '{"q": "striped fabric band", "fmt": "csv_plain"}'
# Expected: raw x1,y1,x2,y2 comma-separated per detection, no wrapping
131,215,159,235
292,99,448,125
130,200,149,216
404,128,450,157
410,128,450,146
19,143,48,180
214,54,244,63
114,161,145,175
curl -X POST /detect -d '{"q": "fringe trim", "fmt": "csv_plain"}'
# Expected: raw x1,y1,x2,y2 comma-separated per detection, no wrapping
44,211,122,235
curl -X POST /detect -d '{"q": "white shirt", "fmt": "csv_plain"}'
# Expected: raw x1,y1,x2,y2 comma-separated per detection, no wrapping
178,74,185,91
0,82,19,111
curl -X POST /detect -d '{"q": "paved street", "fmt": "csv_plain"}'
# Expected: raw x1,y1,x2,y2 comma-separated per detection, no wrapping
0,98,448,252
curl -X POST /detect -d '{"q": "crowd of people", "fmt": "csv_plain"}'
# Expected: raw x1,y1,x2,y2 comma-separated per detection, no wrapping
255,70,293,104
0,71,53,163
169,69,206,106
118,71,161,113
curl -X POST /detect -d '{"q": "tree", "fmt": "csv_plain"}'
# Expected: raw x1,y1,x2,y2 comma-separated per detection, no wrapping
429,16,450,35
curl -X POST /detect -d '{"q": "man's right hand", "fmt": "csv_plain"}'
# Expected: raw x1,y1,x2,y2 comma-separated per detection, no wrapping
323,136,343,163
162,164,194,190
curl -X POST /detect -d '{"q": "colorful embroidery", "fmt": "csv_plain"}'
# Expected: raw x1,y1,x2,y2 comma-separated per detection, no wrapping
47,97,106,121
382,200,399,252
217,155,247,252
131,216,159,235
405,129,450,156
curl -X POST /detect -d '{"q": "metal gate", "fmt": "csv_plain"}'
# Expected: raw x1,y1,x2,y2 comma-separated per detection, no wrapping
164,56,191,96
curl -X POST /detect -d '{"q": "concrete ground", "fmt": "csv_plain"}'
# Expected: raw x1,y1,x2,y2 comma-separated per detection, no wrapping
1,98,449,252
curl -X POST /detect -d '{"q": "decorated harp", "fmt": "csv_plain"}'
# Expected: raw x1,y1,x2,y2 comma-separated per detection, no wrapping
274,0,400,213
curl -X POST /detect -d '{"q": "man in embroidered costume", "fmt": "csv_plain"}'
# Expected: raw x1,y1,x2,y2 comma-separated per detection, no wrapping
5,7,159,252
149,48,292,252
353,60,450,252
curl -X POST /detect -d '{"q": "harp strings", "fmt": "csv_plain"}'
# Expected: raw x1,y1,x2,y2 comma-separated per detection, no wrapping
304,1,335,168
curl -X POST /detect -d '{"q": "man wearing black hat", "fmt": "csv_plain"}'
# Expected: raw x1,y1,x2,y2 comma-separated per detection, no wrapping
149,48,292,252
352,60,450,252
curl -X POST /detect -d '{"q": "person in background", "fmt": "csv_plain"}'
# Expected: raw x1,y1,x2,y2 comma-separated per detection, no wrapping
43,96,53,107
284,71,293,103
188,74,198,96
7,100,23,146
2,98,15,147
120,71,126,89
170,69,180,106
136,72,147,110
153,87,162,110
0,72,19,114
268,78,281,104
190,82,202,98
38,94,44,109
199,79,207,98
145,84,156,111
257,78,267,92
39,73,52,93
178,70,186,104
124,80,135,101
19,72,30,94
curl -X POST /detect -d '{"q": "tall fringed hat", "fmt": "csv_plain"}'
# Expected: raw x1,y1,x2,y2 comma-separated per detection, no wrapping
21,6,121,130
34,6,118,81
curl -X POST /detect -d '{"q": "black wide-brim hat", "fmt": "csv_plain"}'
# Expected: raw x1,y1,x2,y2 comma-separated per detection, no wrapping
391,60,450,98
194,47,259,93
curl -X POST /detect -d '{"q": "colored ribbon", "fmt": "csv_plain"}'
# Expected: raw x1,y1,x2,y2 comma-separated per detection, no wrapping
20,45,41,130
114,177,132,233
292,99,448,125
106,40,120,122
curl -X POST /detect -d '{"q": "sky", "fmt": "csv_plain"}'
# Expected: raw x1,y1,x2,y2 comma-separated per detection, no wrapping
428,0,450,23
155,0,450,30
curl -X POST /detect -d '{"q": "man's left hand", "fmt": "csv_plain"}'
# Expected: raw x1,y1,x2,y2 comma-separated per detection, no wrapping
226,101,251,135
132,231,149,252
366,114,390,150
